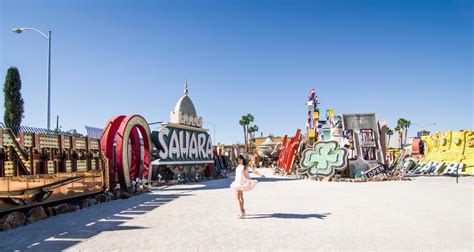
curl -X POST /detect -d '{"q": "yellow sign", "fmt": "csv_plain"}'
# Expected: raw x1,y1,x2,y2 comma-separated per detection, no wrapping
313,112,319,119
421,130,473,175
328,109,334,118
308,129,315,138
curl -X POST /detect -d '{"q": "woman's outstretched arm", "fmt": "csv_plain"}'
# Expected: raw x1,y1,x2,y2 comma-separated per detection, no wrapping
248,166,265,177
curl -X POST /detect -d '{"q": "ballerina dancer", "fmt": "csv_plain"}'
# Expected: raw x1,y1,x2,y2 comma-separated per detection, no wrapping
230,154,258,218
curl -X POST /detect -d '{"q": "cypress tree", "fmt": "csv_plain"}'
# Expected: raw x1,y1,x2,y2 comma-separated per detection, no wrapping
3,67,24,135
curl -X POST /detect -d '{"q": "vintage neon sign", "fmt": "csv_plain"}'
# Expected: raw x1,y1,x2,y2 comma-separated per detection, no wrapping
101,115,152,189
298,140,348,177
152,126,213,164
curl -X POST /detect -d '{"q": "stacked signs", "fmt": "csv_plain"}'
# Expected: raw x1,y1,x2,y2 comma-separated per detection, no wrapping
214,155,231,175
152,126,214,164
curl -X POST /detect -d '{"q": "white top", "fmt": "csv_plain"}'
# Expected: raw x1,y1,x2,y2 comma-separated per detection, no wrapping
234,165,250,183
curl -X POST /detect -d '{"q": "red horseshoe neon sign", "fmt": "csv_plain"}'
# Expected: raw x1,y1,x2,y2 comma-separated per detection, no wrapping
101,115,152,189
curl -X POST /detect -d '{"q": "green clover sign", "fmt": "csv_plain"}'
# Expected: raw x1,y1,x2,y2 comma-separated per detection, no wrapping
298,141,348,177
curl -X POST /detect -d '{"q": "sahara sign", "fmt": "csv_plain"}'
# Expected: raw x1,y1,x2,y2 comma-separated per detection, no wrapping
152,126,213,164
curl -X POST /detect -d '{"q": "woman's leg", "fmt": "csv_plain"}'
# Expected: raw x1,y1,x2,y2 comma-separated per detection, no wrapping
237,191,244,213
236,190,242,213
240,191,245,213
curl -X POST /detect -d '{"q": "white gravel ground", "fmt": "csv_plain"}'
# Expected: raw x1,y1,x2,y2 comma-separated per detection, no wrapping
0,168,472,251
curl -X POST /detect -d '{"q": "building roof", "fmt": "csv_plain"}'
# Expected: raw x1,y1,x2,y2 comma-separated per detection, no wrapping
174,79,198,117
85,125,104,139
261,137,274,146
174,95,197,117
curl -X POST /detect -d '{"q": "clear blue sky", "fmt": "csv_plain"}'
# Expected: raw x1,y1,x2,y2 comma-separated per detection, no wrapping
0,0,472,144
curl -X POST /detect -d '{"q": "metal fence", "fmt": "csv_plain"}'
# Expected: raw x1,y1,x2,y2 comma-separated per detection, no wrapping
0,123,84,137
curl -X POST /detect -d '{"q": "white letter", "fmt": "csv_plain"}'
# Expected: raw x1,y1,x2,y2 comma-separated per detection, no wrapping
169,129,181,159
189,132,198,159
180,130,190,159
198,133,206,159
206,135,213,159
158,128,169,160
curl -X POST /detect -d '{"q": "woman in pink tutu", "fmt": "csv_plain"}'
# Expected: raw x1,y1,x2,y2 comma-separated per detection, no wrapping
230,154,258,218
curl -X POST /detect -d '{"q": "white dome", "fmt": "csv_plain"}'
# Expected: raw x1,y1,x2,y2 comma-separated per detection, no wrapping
174,95,197,117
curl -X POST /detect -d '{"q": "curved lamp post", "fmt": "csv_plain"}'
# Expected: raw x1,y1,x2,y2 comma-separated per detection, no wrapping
412,123,437,128
12,27,52,130
412,123,437,138
412,123,437,132
203,122,216,144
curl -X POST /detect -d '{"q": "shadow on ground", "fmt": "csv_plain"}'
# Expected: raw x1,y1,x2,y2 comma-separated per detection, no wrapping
0,190,190,251
0,170,299,250
254,176,297,182
244,212,331,220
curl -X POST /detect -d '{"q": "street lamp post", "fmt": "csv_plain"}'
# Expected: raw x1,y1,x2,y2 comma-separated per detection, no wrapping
412,123,437,128
12,27,52,130
412,123,437,136
148,121,163,126
204,122,216,145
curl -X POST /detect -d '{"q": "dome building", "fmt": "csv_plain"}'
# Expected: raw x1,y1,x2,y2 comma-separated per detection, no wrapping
169,80,203,127
151,79,214,182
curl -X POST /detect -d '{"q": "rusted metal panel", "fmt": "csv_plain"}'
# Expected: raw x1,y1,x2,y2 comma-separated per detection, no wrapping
77,160,87,172
39,135,60,149
90,139,100,151
75,138,87,150
0,130,106,213
4,161,14,177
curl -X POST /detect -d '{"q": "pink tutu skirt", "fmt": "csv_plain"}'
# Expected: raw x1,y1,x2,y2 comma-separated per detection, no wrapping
230,179,257,191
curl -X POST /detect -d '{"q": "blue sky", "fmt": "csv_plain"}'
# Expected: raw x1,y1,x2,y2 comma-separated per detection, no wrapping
0,0,472,144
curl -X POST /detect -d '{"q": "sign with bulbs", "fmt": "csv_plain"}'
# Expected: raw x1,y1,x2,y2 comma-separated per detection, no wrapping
152,126,214,165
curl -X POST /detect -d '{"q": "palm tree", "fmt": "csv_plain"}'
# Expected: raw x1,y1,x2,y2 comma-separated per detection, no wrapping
246,113,255,124
248,125,259,140
239,113,255,150
404,120,411,145
397,118,412,147
247,125,259,150
386,128,394,149
239,117,249,147
394,125,402,148
245,114,255,140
